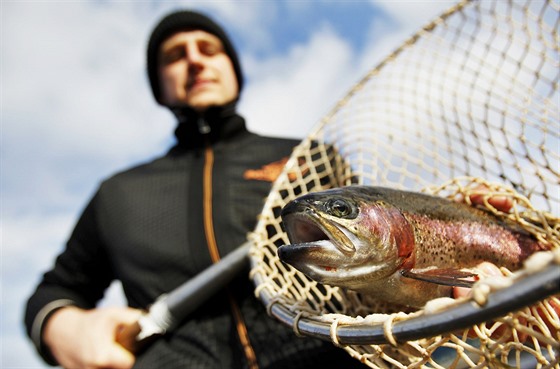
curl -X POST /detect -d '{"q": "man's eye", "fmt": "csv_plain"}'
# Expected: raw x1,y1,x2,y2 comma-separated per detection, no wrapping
200,43,221,56
161,50,184,64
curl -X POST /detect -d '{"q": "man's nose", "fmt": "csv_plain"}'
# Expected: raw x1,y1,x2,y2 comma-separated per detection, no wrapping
186,45,204,68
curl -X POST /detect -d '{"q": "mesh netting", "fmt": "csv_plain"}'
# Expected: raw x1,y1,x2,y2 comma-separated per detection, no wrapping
249,0,559,368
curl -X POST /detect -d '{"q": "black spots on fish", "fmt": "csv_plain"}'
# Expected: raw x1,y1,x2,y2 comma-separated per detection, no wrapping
432,249,448,263
416,237,455,266
408,215,458,266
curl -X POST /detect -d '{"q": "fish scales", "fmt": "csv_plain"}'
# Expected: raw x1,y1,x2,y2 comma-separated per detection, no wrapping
278,186,548,307
344,186,537,268
404,212,537,270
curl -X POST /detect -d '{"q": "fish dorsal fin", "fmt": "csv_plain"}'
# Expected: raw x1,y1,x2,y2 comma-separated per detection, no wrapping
400,268,477,288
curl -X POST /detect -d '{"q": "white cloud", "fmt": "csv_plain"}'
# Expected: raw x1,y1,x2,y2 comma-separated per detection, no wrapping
3,3,180,219
2,213,77,366
2,3,170,366
372,0,457,32
4,2,172,160
239,24,356,139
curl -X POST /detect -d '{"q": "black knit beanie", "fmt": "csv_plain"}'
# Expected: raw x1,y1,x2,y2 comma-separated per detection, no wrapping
147,10,244,105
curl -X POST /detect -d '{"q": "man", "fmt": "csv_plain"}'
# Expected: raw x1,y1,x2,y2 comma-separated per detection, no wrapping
24,10,365,369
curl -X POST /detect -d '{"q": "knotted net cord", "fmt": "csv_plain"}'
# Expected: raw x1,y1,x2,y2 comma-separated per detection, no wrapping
249,0,559,367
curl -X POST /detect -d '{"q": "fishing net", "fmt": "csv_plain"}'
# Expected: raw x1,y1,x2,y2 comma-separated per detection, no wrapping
249,0,559,368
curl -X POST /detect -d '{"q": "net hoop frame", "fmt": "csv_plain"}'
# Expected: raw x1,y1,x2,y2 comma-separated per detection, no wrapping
248,0,559,367
253,251,559,346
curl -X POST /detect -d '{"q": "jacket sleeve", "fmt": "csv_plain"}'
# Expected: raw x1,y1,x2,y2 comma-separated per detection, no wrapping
24,190,115,365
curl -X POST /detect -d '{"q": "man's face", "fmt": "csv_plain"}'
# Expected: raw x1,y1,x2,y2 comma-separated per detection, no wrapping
158,30,239,111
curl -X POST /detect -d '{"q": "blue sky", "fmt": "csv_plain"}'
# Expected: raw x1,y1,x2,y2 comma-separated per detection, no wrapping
2,1,459,367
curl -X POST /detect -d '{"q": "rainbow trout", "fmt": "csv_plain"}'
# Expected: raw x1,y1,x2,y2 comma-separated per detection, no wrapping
278,186,547,308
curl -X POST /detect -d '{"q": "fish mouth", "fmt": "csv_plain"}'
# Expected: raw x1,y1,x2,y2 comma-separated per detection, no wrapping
279,206,358,278
278,196,394,287
277,241,342,278
281,207,356,256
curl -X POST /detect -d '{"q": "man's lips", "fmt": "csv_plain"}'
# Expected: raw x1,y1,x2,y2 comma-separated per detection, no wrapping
188,79,215,91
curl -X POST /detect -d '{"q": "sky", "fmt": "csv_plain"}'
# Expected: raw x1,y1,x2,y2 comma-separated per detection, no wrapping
2,0,498,367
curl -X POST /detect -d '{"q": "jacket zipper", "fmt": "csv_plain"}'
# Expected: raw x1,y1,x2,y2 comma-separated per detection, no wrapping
202,139,259,369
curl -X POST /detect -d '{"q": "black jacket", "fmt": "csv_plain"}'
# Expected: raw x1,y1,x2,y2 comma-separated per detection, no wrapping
25,106,363,368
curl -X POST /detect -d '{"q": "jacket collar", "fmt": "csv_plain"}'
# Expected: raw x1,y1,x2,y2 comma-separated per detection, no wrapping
170,101,247,150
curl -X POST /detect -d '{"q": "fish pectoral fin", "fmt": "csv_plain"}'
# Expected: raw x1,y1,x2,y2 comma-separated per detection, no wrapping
400,268,477,288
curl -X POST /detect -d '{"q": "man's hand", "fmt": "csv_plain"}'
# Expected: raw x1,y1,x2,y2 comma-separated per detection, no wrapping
452,261,502,300
44,306,142,369
467,185,514,211
454,188,559,341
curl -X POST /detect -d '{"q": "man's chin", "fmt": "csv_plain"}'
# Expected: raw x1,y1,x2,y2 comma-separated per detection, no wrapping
188,96,237,111
164,93,236,111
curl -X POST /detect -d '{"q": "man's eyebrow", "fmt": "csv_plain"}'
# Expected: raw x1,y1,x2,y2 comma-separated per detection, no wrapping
160,40,184,53
196,35,222,45
161,34,221,49
161,43,183,53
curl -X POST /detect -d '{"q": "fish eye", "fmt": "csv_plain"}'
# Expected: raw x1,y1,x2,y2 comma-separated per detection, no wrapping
325,199,357,219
